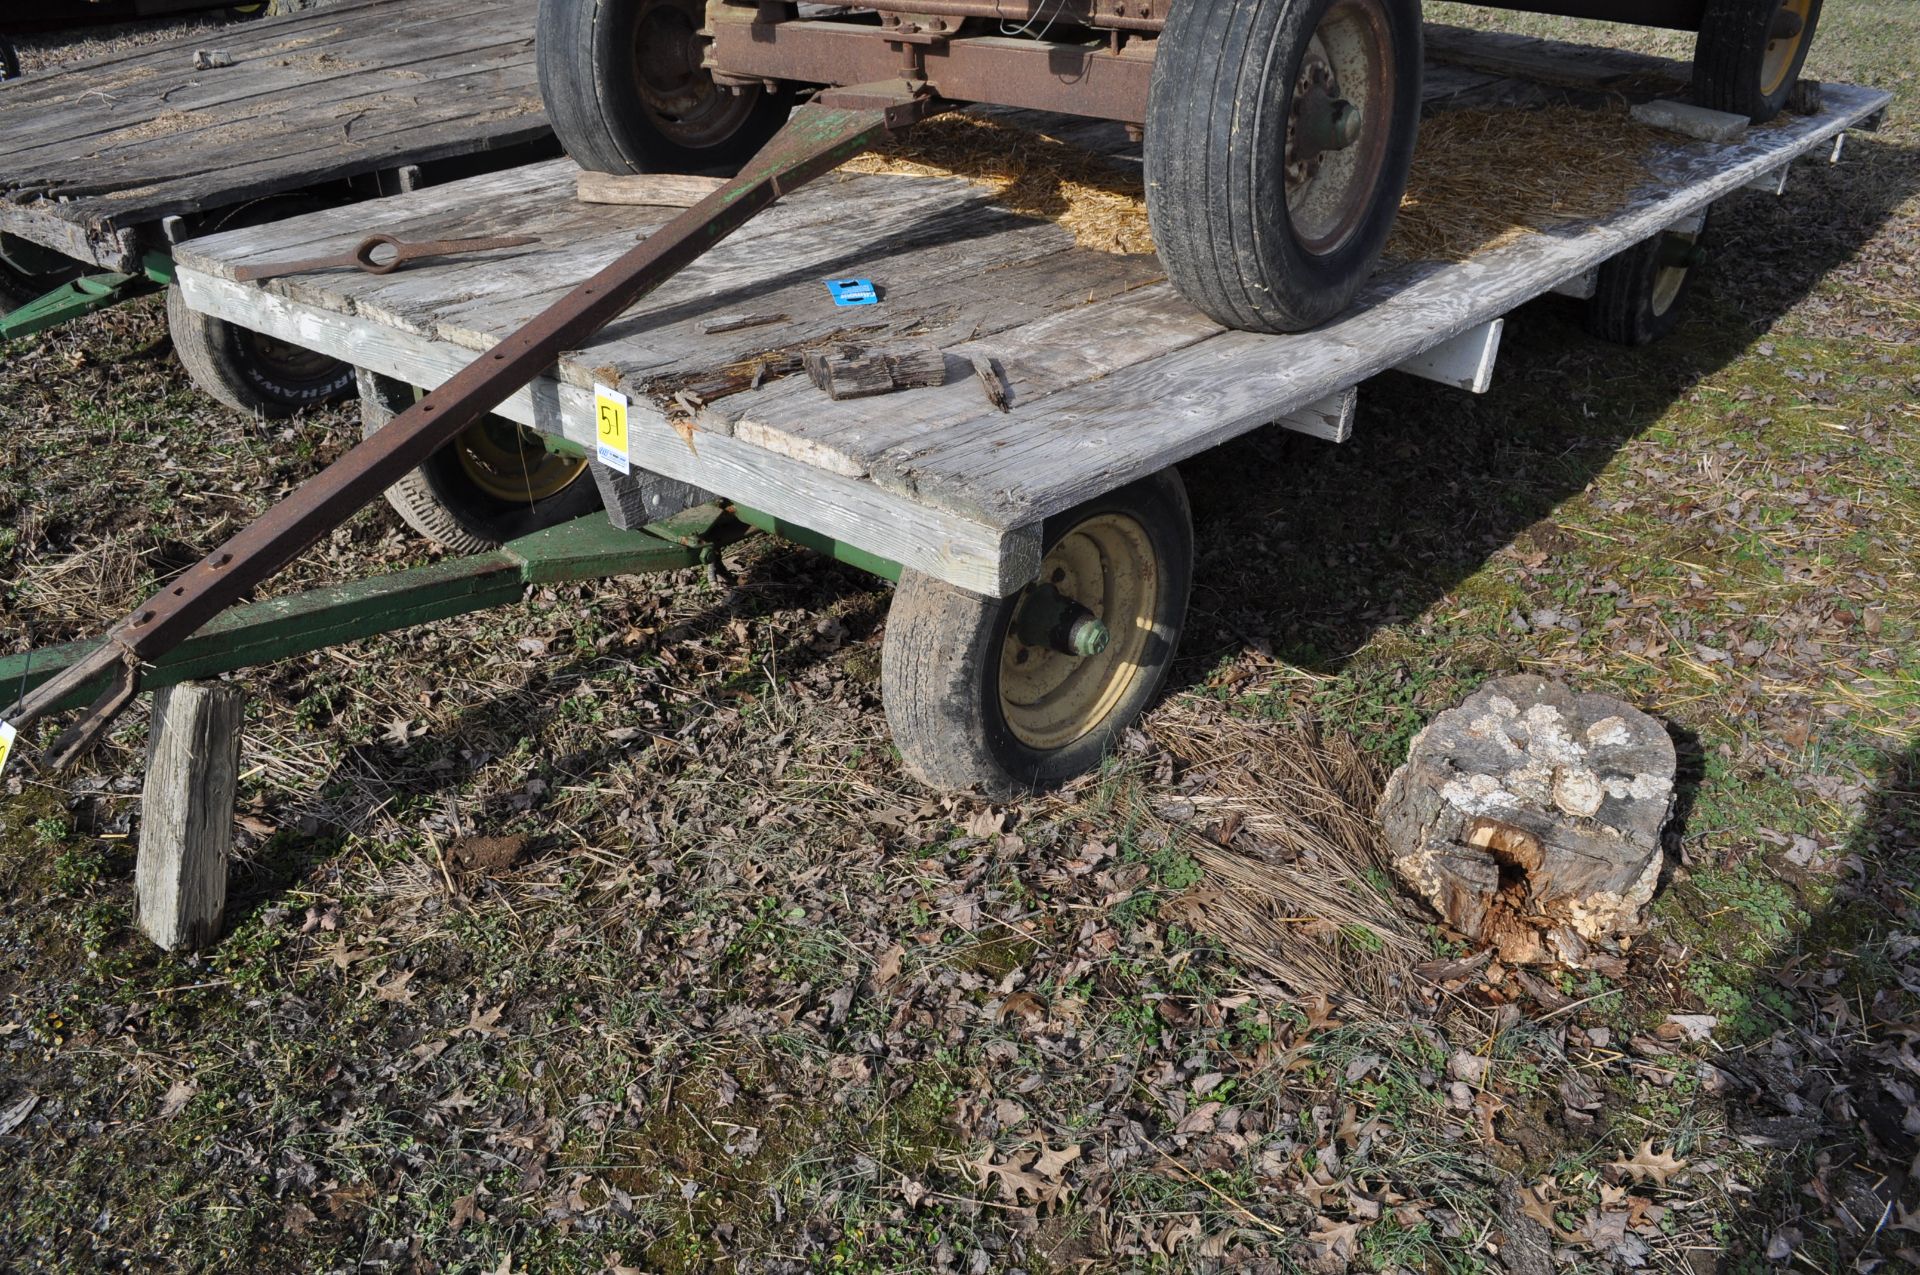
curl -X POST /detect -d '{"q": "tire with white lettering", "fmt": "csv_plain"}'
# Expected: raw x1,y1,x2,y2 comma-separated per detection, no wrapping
166,284,354,418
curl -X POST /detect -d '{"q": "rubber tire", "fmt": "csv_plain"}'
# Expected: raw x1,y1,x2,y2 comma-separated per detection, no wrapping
360,373,602,553
1693,0,1823,123
1584,207,1712,347
1146,0,1423,334
536,0,794,176
882,470,1194,796
166,285,353,418
1,36,20,82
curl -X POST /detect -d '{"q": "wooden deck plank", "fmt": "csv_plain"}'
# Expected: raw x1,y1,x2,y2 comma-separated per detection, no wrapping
167,28,1891,593
868,84,1890,525
0,0,545,269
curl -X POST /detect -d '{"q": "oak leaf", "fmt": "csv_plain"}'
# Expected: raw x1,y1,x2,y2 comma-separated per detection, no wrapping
1609,1139,1686,1187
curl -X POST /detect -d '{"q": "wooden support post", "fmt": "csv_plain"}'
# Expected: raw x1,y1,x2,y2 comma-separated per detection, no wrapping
137,682,244,951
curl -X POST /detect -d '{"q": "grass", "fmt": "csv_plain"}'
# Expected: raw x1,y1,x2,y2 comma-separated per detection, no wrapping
3,3,1919,1272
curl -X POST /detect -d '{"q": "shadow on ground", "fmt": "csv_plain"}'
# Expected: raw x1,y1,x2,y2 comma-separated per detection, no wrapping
1705,737,1920,1267
1173,131,1915,685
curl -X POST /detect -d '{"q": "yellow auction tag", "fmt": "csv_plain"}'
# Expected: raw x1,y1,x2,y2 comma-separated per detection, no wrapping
0,720,15,779
594,384,631,475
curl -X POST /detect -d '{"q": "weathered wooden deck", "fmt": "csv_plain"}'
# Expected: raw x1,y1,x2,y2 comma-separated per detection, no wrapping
0,0,546,271
172,29,1890,596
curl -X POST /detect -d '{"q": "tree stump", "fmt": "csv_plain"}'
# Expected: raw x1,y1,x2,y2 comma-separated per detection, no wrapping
1378,675,1675,969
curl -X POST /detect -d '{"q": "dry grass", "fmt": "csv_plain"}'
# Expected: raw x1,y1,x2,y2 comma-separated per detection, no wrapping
1150,703,1425,1015
1390,104,1661,261
844,102,1659,264
843,112,1157,254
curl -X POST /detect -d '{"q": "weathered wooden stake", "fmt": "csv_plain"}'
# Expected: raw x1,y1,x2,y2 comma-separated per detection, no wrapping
137,682,245,951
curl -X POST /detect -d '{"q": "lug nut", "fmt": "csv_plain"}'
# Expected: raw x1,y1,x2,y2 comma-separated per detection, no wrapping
1066,615,1110,657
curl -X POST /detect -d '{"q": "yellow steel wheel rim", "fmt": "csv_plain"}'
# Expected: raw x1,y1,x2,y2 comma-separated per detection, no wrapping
1761,0,1814,98
454,415,588,503
1649,228,1699,316
998,512,1158,752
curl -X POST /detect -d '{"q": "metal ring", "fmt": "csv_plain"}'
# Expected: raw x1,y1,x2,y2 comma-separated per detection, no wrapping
353,234,405,275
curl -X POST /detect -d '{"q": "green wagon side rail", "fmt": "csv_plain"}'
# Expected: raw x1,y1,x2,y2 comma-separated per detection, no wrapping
0,251,176,343
0,503,901,723
0,510,717,719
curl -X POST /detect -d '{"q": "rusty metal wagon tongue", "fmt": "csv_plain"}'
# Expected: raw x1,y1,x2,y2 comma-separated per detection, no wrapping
2,84,944,770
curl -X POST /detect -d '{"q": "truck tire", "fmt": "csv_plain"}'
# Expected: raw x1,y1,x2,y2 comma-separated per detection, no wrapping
1693,0,1822,123
166,284,354,418
1585,208,1712,347
536,0,794,175
882,469,1193,795
1147,0,1422,334
360,371,601,552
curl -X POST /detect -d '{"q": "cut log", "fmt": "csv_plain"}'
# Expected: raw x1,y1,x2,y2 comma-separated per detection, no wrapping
1377,674,1674,969
137,682,245,951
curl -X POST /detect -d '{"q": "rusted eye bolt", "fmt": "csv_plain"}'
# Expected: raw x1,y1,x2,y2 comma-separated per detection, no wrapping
353,234,406,275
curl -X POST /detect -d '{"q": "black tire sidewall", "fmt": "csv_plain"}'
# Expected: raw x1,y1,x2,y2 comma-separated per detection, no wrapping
1147,0,1422,332
540,0,792,175
1694,0,1824,122
220,324,354,412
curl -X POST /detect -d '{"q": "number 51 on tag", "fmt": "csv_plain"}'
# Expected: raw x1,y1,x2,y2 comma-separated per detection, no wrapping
594,384,630,475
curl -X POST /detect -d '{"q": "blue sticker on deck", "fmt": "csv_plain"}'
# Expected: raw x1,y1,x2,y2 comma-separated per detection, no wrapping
825,278,878,307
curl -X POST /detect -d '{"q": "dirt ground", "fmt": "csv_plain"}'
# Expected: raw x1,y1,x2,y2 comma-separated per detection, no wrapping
2,4,1919,1273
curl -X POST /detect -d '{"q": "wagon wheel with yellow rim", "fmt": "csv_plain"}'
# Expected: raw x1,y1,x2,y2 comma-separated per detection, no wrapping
882,470,1193,795
1693,0,1823,123
359,371,601,553
1586,205,1713,347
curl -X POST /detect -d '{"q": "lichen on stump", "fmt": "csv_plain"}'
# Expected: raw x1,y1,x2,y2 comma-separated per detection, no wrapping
1378,675,1676,969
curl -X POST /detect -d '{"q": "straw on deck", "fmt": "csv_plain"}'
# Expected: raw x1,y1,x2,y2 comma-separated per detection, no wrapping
842,103,1660,264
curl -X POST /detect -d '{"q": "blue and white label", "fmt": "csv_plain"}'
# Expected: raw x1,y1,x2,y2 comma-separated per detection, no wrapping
825,278,878,307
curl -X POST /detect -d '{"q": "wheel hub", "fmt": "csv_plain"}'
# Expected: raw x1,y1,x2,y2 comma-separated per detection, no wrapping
998,512,1157,752
1760,0,1814,98
454,415,588,504
1286,45,1343,191
1282,0,1396,258
631,0,761,149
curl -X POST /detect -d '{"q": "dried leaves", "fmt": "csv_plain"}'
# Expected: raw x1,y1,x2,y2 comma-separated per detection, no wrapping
956,1140,1082,1210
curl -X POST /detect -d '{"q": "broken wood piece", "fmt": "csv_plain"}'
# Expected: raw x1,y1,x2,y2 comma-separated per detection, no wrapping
972,355,1010,412
137,681,245,950
575,170,729,207
700,312,788,335
1377,675,1674,970
803,345,947,401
